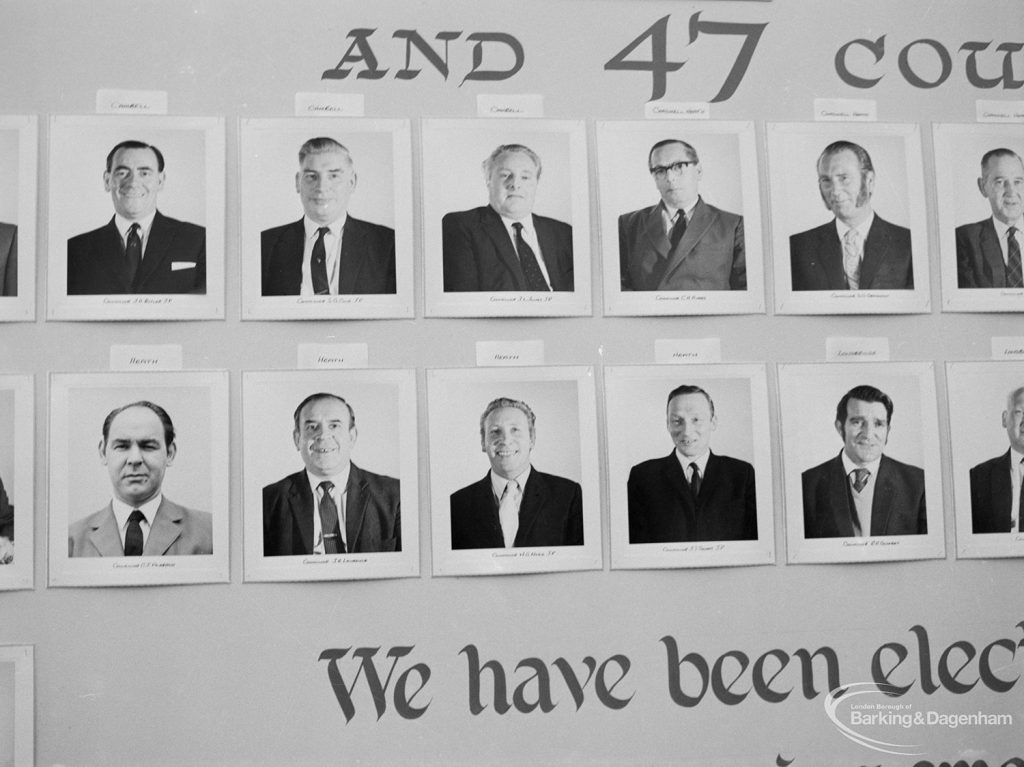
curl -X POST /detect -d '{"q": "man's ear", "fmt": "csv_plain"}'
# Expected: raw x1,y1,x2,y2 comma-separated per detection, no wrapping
166,441,177,466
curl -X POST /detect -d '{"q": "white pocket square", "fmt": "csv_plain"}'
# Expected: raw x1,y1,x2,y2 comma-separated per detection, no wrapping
171,261,197,271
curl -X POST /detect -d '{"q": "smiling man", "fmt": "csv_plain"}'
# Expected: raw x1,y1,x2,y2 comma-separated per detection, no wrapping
67,140,206,295
68,401,212,557
449,397,582,549
956,148,1024,289
802,385,926,538
442,143,574,292
262,392,400,556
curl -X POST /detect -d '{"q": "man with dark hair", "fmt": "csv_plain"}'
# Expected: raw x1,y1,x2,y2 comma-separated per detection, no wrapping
67,140,206,294
619,139,745,291
442,144,574,292
628,384,757,543
956,148,1024,289
790,140,913,291
0,222,16,296
262,392,400,555
450,396,582,549
261,137,396,296
68,401,212,557
802,384,926,538
969,386,1024,533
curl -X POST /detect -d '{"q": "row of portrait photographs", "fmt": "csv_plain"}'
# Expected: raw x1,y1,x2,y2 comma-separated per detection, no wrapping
0,360,1021,591
0,116,1021,323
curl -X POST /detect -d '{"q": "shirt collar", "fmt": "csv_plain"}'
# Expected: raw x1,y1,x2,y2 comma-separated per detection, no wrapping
114,211,157,240
840,450,881,477
661,196,700,222
303,214,347,239
1010,447,1024,470
111,493,163,529
490,465,532,497
674,448,710,475
305,464,351,495
834,211,875,241
992,216,1024,238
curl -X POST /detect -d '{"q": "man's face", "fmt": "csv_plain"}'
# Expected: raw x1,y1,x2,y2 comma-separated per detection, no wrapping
836,398,889,466
1002,390,1024,455
818,149,874,225
487,151,538,221
481,406,534,480
293,397,357,478
104,147,164,221
978,154,1024,225
99,406,176,506
666,392,716,458
650,142,702,210
296,150,357,225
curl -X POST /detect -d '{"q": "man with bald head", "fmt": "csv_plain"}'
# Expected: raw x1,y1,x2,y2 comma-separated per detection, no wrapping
956,148,1024,289
969,386,1024,533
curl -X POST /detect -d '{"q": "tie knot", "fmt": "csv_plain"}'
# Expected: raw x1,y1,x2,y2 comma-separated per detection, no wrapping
844,228,860,244
688,462,699,474
128,509,145,523
1009,226,1018,238
850,468,870,492
317,226,330,238
319,480,335,494
129,223,140,235
512,222,523,234
503,479,519,496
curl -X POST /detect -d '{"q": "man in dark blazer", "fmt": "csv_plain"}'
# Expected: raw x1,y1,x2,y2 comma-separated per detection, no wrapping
969,386,1024,533
619,139,745,291
628,385,756,543
802,385,926,538
955,148,1024,289
0,475,12,564
67,140,206,295
263,392,400,555
442,144,574,292
450,397,582,549
0,222,16,296
790,140,913,291
261,137,396,296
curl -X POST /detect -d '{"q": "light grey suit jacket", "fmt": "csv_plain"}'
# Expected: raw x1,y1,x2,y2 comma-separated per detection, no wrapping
68,497,213,557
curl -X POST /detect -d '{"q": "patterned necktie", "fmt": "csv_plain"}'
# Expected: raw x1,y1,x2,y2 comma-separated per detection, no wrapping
1006,226,1022,288
843,228,862,289
498,479,520,547
512,222,550,291
124,509,144,556
851,468,870,493
311,226,331,295
125,223,142,288
669,210,687,250
688,462,701,499
318,480,344,554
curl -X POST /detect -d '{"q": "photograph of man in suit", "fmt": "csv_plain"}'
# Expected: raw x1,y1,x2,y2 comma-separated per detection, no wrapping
450,397,583,549
955,148,1024,289
803,385,926,538
0,475,12,564
790,140,913,291
261,137,396,296
0,222,15,296
628,385,756,543
67,140,206,295
263,393,400,555
969,385,1024,533
442,144,574,292
68,401,212,557
619,139,745,292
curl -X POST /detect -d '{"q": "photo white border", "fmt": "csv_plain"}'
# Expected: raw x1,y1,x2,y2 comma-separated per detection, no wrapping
0,116,37,322
0,644,33,767
0,375,33,591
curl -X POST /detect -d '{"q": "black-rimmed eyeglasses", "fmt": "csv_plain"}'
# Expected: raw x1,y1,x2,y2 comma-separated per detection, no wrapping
649,160,697,179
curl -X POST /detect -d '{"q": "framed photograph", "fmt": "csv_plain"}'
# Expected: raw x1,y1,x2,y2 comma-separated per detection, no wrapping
0,115,36,321
46,115,225,320
241,369,419,581
421,118,592,318
427,366,601,575
0,645,33,767
596,121,765,316
767,122,929,315
778,362,944,563
0,376,33,591
604,364,775,569
239,118,413,320
48,371,229,587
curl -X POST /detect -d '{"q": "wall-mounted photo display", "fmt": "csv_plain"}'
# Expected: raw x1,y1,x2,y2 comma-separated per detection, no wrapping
0,115,36,321
0,375,33,592
241,369,418,582
239,118,414,320
778,362,944,563
426,366,601,575
596,121,765,316
767,122,929,315
48,371,229,587
0,645,33,767
46,115,225,321
604,364,775,569
421,119,592,318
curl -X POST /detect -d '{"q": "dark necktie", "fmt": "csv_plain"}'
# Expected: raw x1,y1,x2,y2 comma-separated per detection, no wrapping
124,509,144,556
851,468,870,493
669,211,687,250
1006,227,1022,288
318,480,344,554
125,223,142,288
311,226,331,295
512,222,550,291
1018,457,1024,533
688,462,701,499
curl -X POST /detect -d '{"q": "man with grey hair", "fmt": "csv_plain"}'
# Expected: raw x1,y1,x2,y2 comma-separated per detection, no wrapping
969,386,1024,533
442,143,574,292
450,396,582,549
262,136,395,295
956,148,1024,288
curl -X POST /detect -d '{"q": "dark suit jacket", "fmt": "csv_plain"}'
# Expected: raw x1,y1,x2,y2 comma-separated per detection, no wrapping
0,222,16,297
261,216,396,295
450,468,583,549
442,205,574,292
0,476,12,540
969,450,1020,533
627,451,757,543
68,498,213,557
956,217,1015,288
619,199,745,291
802,453,926,538
67,211,206,294
790,214,913,290
262,464,401,555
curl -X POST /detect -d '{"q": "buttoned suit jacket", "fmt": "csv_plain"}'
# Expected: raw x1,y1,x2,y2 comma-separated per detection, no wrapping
442,205,574,292
789,214,913,291
618,198,745,291
262,464,401,555
450,468,583,549
67,211,206,294
0,222,17,296
627,451,757,543
260,216,397,296
0,476,12,540
955,218,1015,288
802,452,926,538
67,498,213,557
969,450,1018,533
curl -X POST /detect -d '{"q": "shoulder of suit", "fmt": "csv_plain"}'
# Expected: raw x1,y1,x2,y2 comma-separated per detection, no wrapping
345,215,395,238
954,218,991,236
618,204,660,225
69,505,111,534
880,454,924,479
351,463,400,492
263,470,308,494
532,212,572,232
711,453,755,472
68,220,116,245
970,451,1008,474
802,454,841,479
450,475,488,502
529,469,581,492
443,206,491,224
790,221,832,244
261,219,303,240
155,212,205,236
629,454,674,475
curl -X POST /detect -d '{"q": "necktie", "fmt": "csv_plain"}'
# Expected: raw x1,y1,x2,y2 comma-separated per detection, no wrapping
318,480,344,554
125,223,142,288
1006,227,1022,288
843,228,862,289
511,222,550,291
688,462,701,499
669,211,687,250
124,509,144,556
498,479,520,547
311,226,331,295
1018,457,1024,533
851,468,870,493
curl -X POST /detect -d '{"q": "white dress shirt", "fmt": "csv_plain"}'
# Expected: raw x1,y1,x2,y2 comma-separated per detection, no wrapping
111,493,163,549
305,465,350,553
300,215,346,295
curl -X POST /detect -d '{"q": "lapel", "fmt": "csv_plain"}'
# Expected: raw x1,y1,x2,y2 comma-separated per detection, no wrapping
94,218,133,291
825,454,856,537
989,450,1013,529
818,224,848,288
288,475,316,554
344,464,367,550
643,205,672,261
869,456,896,536
483,207,528,289
144,497,184,555
514,469,547,545
278,219,306,293
338,217,366,294
661,199,715,285
133,211,174,289
661,453,696,534
979,219,1007,287
86,504,126,556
